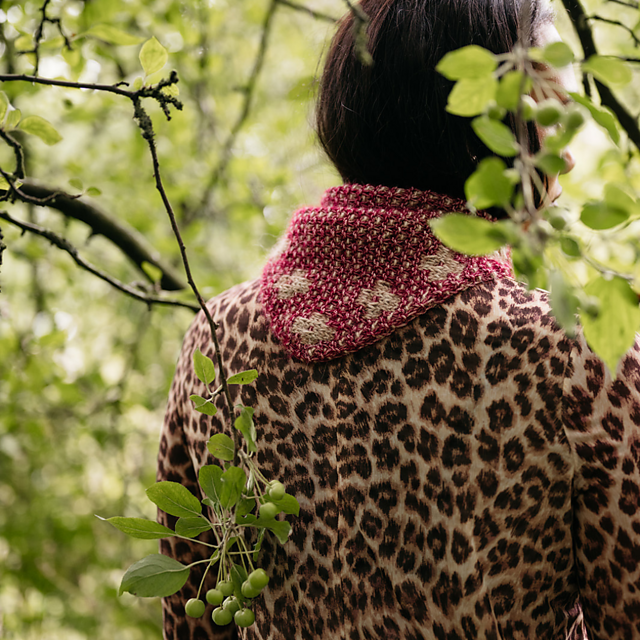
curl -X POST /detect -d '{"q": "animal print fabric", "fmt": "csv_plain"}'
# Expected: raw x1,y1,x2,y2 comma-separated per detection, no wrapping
158,277,640,640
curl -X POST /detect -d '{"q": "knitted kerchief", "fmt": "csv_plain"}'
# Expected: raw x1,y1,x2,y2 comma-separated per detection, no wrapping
260,184,514,362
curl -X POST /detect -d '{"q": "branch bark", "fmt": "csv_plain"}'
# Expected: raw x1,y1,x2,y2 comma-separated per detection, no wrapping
3,180,187,291
275,0,336,22
0,211,198,311
560,0,640,152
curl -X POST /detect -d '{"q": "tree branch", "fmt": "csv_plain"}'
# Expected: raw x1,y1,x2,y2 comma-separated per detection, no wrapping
132,96,241,463
1,179,187,291
560,0,640,152
196,0,279,216
587,15,640,46
19,0,73,76
0,211,199,311
0,71,183,118
606,0,639,8
275,0,337,22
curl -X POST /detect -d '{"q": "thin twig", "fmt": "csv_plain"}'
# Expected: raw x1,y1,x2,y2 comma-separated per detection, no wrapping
132,97,240,464
560,0,640,152
0,72,183,115
587,15,640,46
0,130,25,179
276,0,336,22
606,0,639,8
0,178,187,290
19,0,73,76
0,211,199,311
196,0,279,216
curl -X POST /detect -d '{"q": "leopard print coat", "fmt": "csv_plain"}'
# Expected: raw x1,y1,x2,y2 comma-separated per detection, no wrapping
158,275,640,640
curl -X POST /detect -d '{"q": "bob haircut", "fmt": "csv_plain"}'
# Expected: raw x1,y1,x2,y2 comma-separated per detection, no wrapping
316,0,554,200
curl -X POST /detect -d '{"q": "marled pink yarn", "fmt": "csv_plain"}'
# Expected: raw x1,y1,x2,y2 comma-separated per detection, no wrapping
260,184,514,362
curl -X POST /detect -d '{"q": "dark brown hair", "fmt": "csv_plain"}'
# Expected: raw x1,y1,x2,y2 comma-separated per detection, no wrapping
316,0,553,199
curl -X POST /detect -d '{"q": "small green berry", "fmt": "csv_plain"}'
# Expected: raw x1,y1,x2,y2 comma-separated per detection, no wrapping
206,588,224,606
241,580,262,599
268,481,286,501
259,502,279,520
486,101,506,121
217,580,234,597
548,210,571,231
185,598,205,618
248,568,269,591
223,596,241,614
212,607,233,626
535,98,565,127
519,95,537,122
563,104,585,131
234,608,256,627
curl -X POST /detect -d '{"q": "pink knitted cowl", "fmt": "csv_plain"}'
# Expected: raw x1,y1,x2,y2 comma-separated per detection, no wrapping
260,183,513,362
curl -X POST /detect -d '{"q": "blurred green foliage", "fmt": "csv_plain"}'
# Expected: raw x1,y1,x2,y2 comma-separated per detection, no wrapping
0,0,638,637
0,0,339,637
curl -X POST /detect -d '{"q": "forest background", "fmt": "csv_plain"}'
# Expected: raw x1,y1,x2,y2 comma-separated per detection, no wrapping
0,0,639,638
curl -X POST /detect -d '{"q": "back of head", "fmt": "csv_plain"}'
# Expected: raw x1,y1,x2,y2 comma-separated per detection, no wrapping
316,0,552,199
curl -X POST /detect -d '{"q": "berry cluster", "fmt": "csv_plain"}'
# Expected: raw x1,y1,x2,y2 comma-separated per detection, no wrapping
184,567,268,627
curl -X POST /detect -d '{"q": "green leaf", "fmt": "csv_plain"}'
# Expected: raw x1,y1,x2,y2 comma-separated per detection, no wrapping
580,276,640,375
604,184,638,218
69,177,83,192
190,394,217,416
101,516,175,539
464,157,517,209
287,75,316,101
193,348,215,385
0,174,9,190
198,464,223,507
270,493,300,517
236,497,256,518
560,237,581,258
254,518,291,545
85,24,144,46
0,92,9,122
161,83,180,97
471,116,518,157
86,186,102,196
570,93,619,145
535,152,567,176
541,42,574,68
18,115,62,145
132,77,144,91
430,213,507,256
583,55,632,87
227,370,258,385
446,76,497,117
436,45,497,80
220,466,246,510
548,271,578,336
139,37,168,76
253,529,265,562
580,202,629,230
119,554,189,597
495,70,532,112
175,517,211,538
141,261,163,283
146,481,202,518
230,563,248,600
6,109,21,129
207,433,235,461
234,406,257,453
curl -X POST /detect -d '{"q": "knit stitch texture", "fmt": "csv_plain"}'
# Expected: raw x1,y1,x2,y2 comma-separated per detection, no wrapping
260,183,514,362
